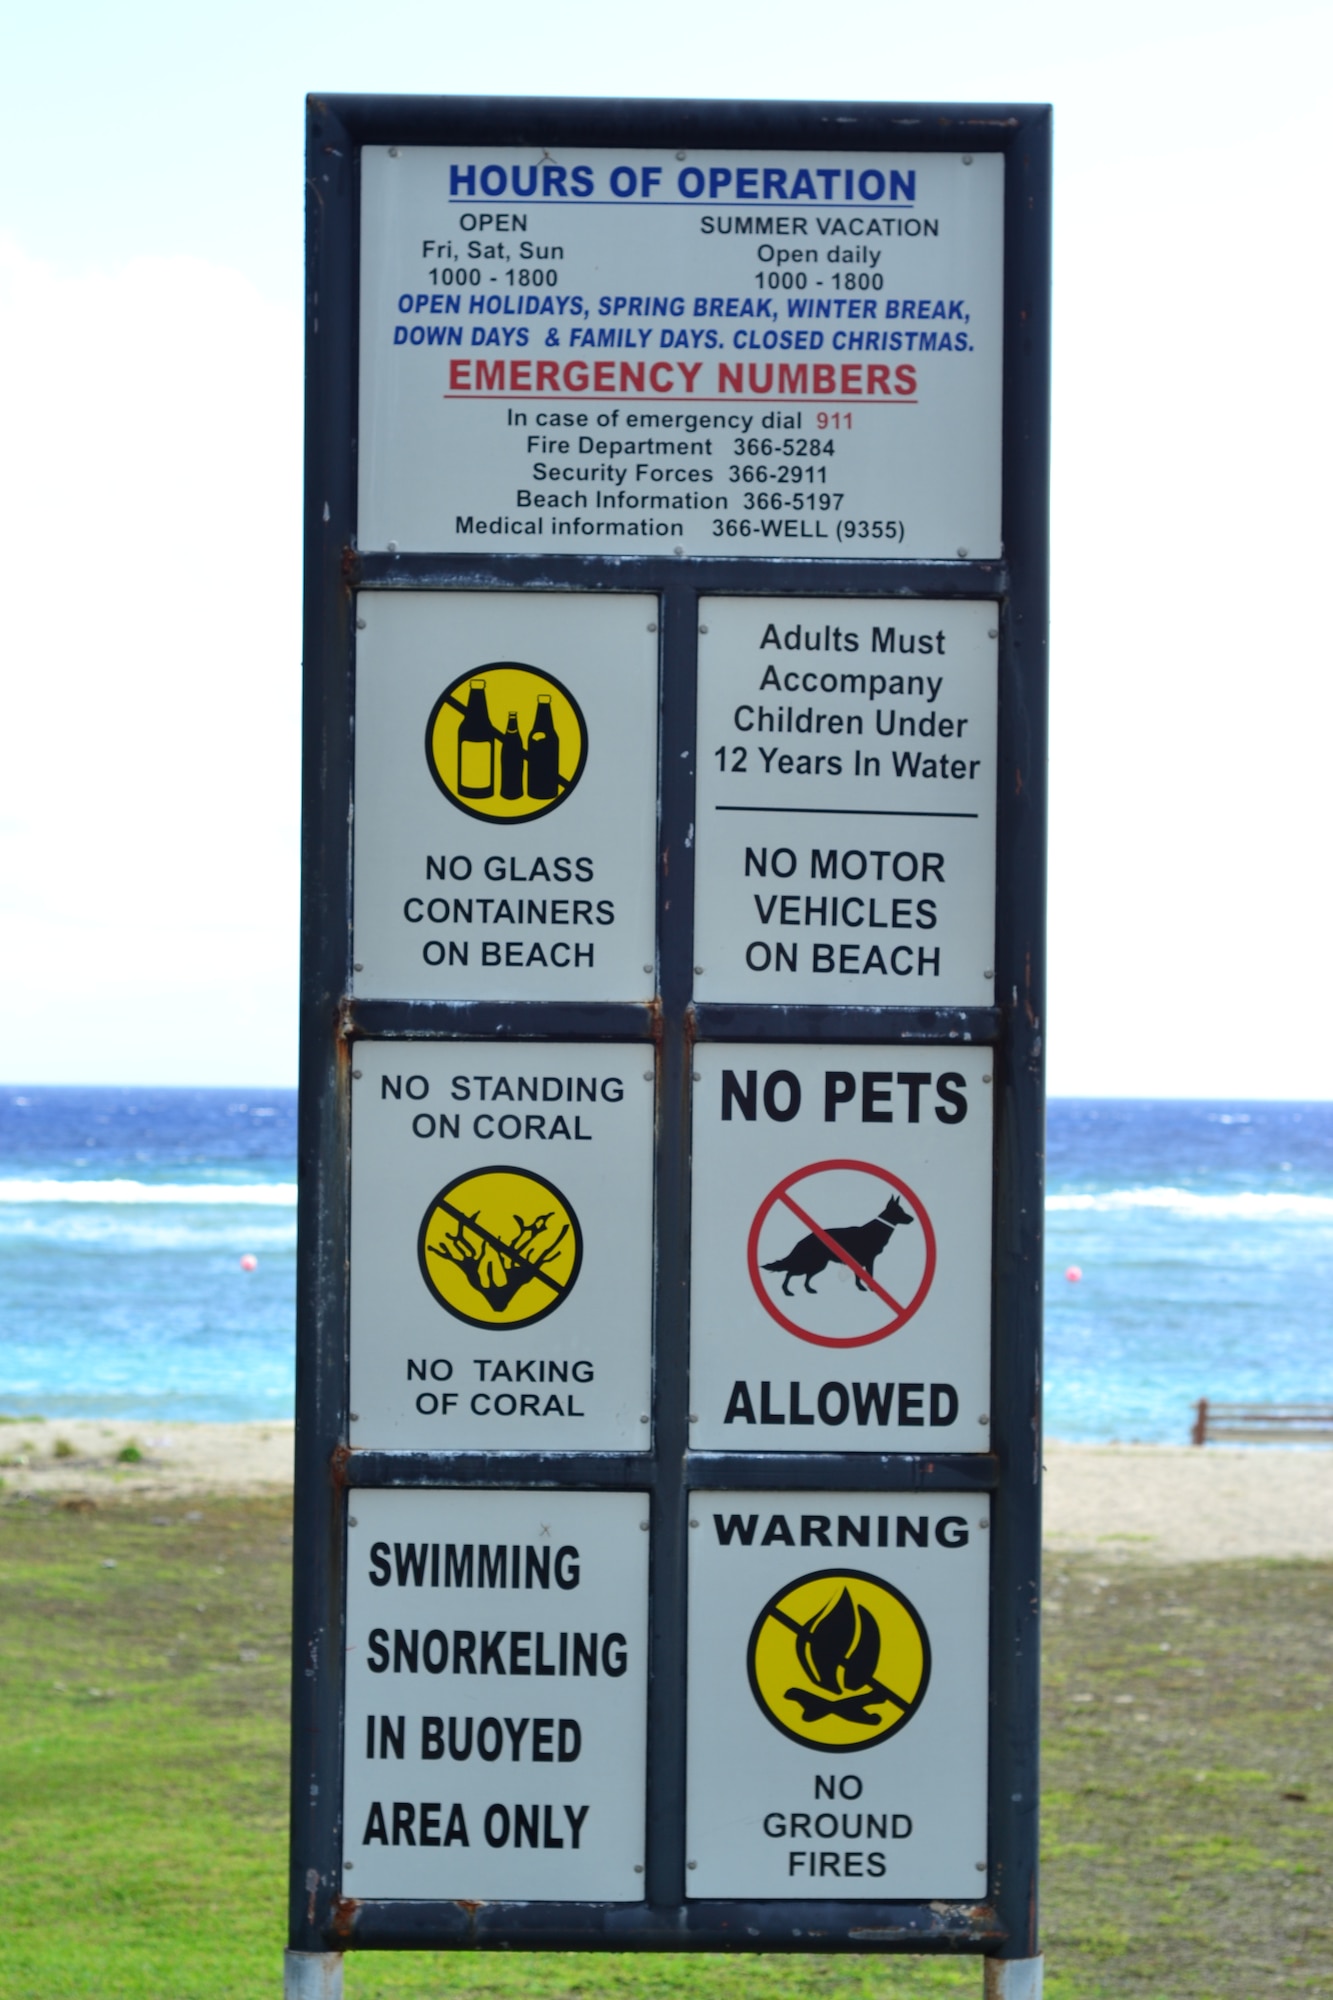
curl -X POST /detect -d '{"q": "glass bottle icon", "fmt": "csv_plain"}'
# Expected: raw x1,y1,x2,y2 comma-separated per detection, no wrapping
457,679,496,798
526,693,560,800
499,710,526,800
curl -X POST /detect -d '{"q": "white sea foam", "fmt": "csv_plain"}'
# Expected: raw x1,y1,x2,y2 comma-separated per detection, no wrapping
1047,1186,1333,1221
0,1213,298,1248
0,1179,298,1207
1,1178,1328,1223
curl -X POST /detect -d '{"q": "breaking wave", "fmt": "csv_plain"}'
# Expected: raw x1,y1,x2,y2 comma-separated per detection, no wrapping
0,1179,297,1206
1046,1186,1333,1222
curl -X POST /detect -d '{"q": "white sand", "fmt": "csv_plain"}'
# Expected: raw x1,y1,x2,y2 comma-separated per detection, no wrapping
0,1418,294,1500
1043,1441,1333,1563
3,1422,1330,1561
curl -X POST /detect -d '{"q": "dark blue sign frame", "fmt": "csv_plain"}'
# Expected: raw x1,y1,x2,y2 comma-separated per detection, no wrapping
292,90,1050,1981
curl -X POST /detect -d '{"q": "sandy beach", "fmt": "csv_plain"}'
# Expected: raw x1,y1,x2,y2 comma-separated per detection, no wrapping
1040,1441,1333,1563
2,1419,1330,1561
0,1418,296,1503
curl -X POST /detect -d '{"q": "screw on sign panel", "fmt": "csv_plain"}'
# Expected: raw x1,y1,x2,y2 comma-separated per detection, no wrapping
747,1161,937,1347
748,1568,932,1752
425,663,588,824
417,1166,583,1330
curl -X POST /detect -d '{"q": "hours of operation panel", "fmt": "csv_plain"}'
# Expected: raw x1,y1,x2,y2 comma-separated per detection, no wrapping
358,146,1004,559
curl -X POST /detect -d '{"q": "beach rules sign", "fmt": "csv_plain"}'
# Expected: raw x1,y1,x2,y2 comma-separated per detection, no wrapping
290,92,1051,2000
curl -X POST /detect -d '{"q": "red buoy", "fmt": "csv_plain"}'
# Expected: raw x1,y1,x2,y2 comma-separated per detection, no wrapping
1065,1264,1082,1283
240,1254,258,1273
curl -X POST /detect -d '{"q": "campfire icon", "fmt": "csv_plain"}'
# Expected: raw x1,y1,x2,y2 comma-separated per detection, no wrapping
747,1569,931,1751
787,1586,896,1727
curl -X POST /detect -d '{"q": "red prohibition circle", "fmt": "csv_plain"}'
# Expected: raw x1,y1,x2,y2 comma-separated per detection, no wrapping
746,1158,937,1349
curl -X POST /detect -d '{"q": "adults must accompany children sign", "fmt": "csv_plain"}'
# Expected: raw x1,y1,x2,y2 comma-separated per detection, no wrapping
292,89,1049,2000
693,597,997,1006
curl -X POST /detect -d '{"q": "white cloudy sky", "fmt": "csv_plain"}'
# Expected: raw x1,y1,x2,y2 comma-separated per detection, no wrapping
2,0,1330,1095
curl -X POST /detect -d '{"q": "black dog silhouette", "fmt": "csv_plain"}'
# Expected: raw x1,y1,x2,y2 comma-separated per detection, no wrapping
764,1194,915,1296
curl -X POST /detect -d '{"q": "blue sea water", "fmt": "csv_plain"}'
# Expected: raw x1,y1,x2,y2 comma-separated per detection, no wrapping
1045,1100,1333,1440
0,1088,1330,1440
0,1088,298,1424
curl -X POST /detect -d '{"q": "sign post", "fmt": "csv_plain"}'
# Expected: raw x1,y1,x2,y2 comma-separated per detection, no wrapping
291,92,1049,1998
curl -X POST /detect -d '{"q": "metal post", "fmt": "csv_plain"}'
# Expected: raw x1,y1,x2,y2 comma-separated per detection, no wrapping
985,99,1051,1975
288,91,356,1971
283,1950,344,1999
985,1954,1044,1999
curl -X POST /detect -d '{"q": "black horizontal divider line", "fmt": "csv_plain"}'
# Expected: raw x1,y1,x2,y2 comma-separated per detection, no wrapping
347,998,656,1040
714,805,980,819
343,1898,1002,1950
347,1000,999,1044
343,1451,654,1489
692,1003,1000,1044
685,1453,999,1492
321,87,1036,150
351,551,1007,597
340,1451,998,1491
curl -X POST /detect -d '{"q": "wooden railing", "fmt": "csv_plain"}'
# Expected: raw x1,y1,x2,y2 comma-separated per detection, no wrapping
1191,1399,1333,1446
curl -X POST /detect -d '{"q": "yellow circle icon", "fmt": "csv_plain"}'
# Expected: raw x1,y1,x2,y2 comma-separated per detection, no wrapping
747,1569,931,1752
425,663,588,825
417,1166,583,1330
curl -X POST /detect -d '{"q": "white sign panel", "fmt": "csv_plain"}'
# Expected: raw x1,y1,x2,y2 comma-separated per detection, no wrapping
353,592,658,1002
686,1491,988,1898
349,1042,654,1451
359,147,1003,559
345,1489,648,1899
693,598,996,1007
690,1045,992,1453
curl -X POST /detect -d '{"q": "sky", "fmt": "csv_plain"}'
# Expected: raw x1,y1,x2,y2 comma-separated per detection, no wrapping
2,0,1330,1096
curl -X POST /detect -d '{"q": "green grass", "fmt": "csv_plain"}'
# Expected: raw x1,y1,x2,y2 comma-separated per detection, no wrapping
0,1495,1328,1999
1039,1557,1333,1995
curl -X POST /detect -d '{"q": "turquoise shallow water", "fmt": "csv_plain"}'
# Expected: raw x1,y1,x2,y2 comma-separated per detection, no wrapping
0,1088,297,1423
1044,1099,1333,1441
1,1089,1329,1440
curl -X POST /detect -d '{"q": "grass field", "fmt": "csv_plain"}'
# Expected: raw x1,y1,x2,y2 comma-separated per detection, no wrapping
0,1492,1328,1999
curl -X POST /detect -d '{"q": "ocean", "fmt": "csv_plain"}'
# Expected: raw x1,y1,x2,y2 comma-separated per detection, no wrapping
1,1088,1329,1442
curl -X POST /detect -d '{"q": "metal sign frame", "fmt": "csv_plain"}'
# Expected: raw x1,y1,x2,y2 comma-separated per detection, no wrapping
292,90,1049,1980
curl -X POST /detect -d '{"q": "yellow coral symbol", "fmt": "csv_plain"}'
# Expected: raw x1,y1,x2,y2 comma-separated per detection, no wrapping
417,1166,583,1330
